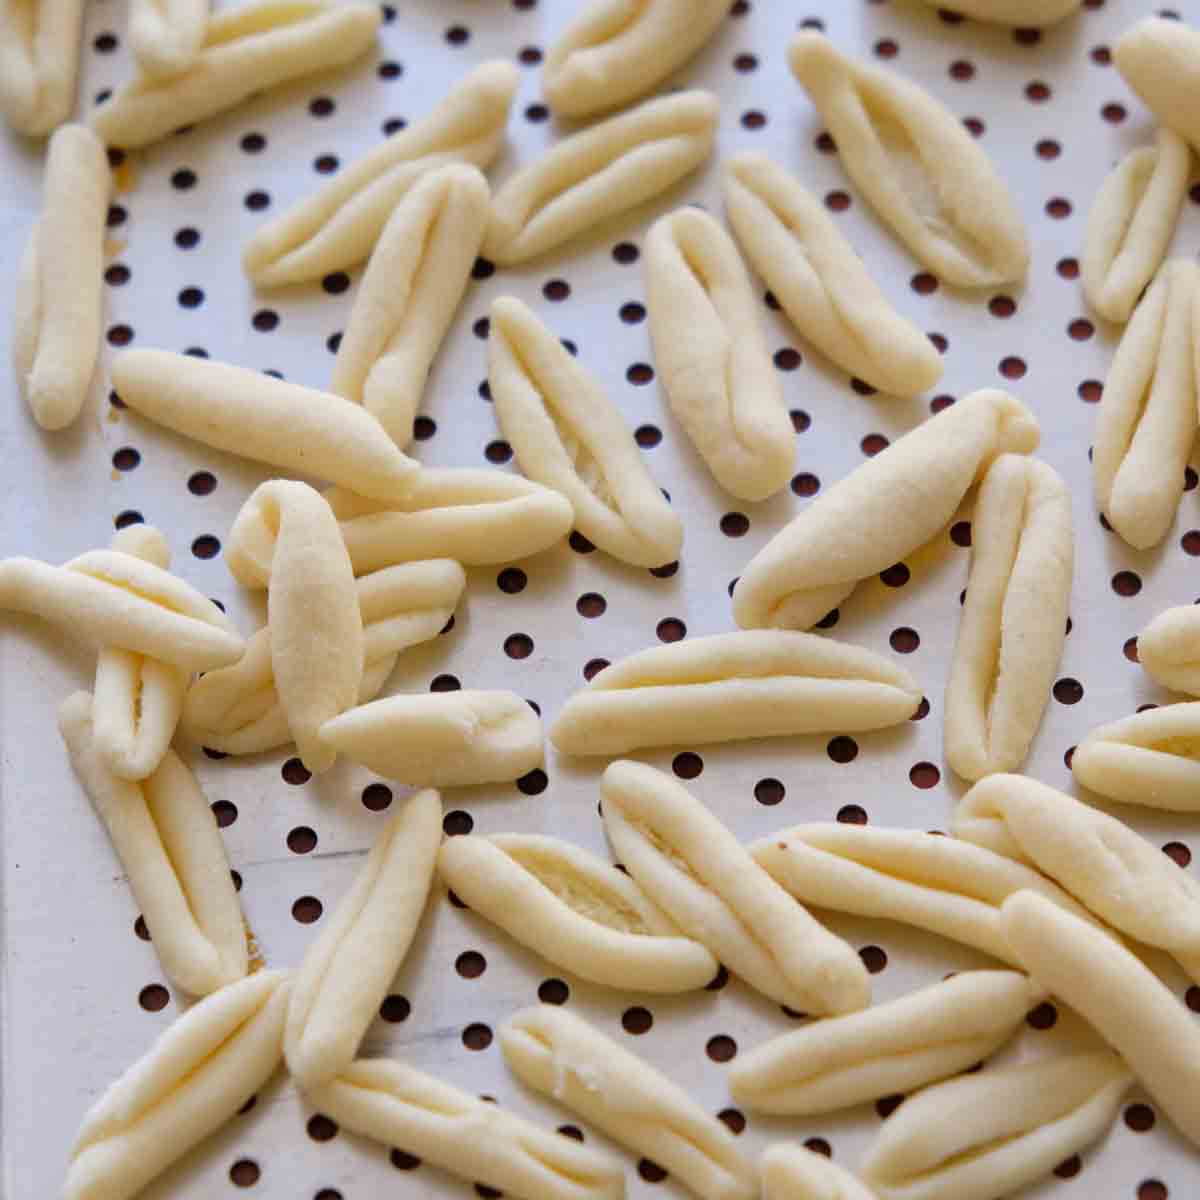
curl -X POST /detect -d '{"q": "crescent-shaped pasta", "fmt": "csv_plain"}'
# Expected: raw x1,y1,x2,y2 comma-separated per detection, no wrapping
910,0,1081,24
724,152,942,398
761,1144,878,1200
437,834,719,993
482,89,718,266
89,0,380,149
602,760,869,1015
501,1004,755,1200
13,123,108,430
1138,603,1200,695
303,1057,625,1200
243,59,518,286
1092,258,1198,549
63,970,289,1200
944,455,1073,781
128,0,207,78
488,296,681,568
728,970,1038,1117
0,0,83,134
551,631,922,756
1001,889,1200,1148
319,690,544,787
542,0,728,119
732,389,1039,631
331,164,489,448
860,1050,1131,1200
286,789,440,1089
111,349,419,504
644,206,796,501
788,32,1028,288
1115,18,1200,154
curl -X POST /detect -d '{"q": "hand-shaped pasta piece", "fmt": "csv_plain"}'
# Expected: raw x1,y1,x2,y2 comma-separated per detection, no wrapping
860,1050,1130,1200
761,1144,879,1200
1093,258,1197,549
13,123,108,430
909,0,1081,23
542,0,728,119
319,690,544,787
332,164,490,448
551,631,922,756
111,349,418,503
0,0,83,134
183,560,464,755
1116,18,1200,154
1139,603,1200,695
788,32,1028,287
944,455,1073,781
501,1004,755,1200
129,0,207,78
645,207,796,501
488,296,682,567
729,970,1038,1116
724,152,941,398
89,0,380,149
748,823,1101,966
483,90,718,266
602,760,869,1015
286,789,440,1088
438,834,719,992
244,59,518,286
63,971,289,1200
303,1058,625,1200
732,389,1039,630
1083,128,1189,325
1002,889,1200,1147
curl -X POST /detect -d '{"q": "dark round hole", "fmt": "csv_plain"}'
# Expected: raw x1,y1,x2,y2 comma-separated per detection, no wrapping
292,896,323,924
171,168,197,190
380,994,410,1022
706,1035,737,1062
1163,841,1192,868
431,674,462,692
112,446,141,471
613,242,639,264
791,409,811,433
252,309,279,332
456,950,487,979
577,592,607,618
627,362,654,385
444,810,474,836
230,1159,260,1187
516,769,548,796
909,762,940,789
362,783,392,811
139,983,169,1011
720,512,749,537
861,433,889,457
504,632,534,659
879,562,910,587
187,470,216,496
538,978,569,1005
1026,1001,1058,1029
828,737,859,764
635,424,662,448
656,617,686,643
621,301,646,323
1053,677,1084,704
543,278,569,301
791,472,820,497
622,1007,653,1034
390,1149,421,1170
114,510,143,529
1125,1103,1156,1132
583,658,609,681
672,751,703,780
859,945,888,973
1112,570,1142,596
485,440,512,464
999,356,1027,379
890,627,920,653
307,1114,338,1141
287,826,317,854
191,535,220,560
462,1022,493,1050
211,800,238,828
497,567,527,594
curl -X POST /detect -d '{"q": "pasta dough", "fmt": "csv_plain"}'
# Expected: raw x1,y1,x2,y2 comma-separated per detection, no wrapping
1116,17,1200,154
724,152,942,398
761,1144,879,1200
944,455,1073,781
488,295,682,567
542,0,729,118
129,0,207,78
111,349,419,503
909,0,1081,23
332,164,490,448
89,0,380,149
1138,603,1200,695
550,630,923,756
501,1004,756,1200
732,389,1039,630
644,207,796,500
728,970,1038,1116
437,834,719,992
602,760,869,1015
483,90,718,265
1092,258,1198,549
13,123,108,430
0,0,83,134
286,789,440,1089
788,32,1028,287
63,970,289,1200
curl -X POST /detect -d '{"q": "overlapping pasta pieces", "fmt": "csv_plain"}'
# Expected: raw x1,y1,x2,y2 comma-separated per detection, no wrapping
89,0,380,149
724,152,942,398
483,90,718,265
183,560,464,755
438,834,718,993
729,971,1038,1116
286,789,440,1089
551,631,922,756
761,1144,879,1200
602,760,869,1015
944,456,1073,781
1116,18,1200,154
112,349,419,503
305,1058,625,1200
733,389,1039,630
645,207,795,500
13,123,108,430
488,296,681,567
501,1005,755,1200
788,32,1028,287
0,0,83,134
542,0,728,118
1138,603,1200,695
910,0,1080,22
860,1050,1131,1200
244,59,517,285
332,164,490,448
319,690,543,787
1082,128,1190,324
63,971,289,1200
129,0,207,78
1093,258,1198,549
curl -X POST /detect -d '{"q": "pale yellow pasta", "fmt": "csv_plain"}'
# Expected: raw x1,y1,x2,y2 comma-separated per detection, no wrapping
129,0,208,78
0,0,83,134
761,1144,879,1200
1139,603,1200,695
1116,17,1200,154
